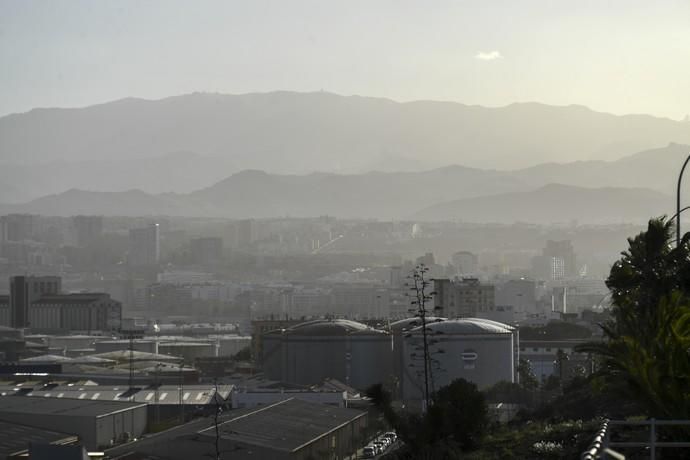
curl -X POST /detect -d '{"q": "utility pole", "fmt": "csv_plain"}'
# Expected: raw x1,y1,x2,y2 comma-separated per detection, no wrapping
676,153,690,246
179,359,185,423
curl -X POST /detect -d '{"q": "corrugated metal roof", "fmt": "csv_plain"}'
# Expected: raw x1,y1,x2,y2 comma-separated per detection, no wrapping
200,398,365,452
0,394,146,416
0,383,232,405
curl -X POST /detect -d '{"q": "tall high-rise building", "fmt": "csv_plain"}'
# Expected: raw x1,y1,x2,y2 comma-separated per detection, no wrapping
433,278,495,318
531,240,577,280
128,224,160,266
9,275,62,328
73,215,103,247
0,214,35,242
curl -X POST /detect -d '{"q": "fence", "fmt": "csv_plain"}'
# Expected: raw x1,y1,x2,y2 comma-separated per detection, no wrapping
582,419,690,459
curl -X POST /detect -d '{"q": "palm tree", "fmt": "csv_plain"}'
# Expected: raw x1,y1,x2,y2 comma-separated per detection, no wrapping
580,217,690,419
581,293,690,419
606,217,690,342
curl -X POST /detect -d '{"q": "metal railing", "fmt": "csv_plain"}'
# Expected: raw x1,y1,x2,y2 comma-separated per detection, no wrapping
582,418,690,459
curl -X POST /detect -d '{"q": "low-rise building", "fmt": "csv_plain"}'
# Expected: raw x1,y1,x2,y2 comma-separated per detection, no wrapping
0,395,147,450
29,293,122,333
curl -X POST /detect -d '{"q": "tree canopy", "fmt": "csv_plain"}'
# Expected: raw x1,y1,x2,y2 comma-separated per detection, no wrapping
580,217,690,419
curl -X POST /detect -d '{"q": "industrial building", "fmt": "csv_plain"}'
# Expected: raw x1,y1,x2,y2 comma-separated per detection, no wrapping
0,420,78,459
0,325,29,361
158,341,216,362
519,338,592,382
0,276,122,333
0,381,232,425
402,318,517,403
8,275,61,328
106,398,368,460
0,395,147,450
231,387,347,409
29,293,122,333
262,319,394,389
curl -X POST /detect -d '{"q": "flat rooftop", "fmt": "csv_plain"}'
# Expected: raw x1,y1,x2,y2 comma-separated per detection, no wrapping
200,398,365,452
0,394,146,417
0,383,232,405
0,420,76,459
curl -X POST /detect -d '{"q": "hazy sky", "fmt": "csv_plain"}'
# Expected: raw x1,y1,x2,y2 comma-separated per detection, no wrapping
1,0,689,119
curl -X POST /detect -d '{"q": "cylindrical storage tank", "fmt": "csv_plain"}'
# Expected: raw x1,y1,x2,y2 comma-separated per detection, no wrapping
348,328,394,390
402,318,515,403
390,317,445,398
261,332,284,380
261,319,394,390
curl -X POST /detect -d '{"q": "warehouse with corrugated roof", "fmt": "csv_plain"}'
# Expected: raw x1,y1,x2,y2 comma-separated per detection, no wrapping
0,395,147,449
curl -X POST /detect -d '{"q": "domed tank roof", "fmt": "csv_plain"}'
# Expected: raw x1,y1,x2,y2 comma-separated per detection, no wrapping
410,317,514,335
269,319,384,336
390,317,446,332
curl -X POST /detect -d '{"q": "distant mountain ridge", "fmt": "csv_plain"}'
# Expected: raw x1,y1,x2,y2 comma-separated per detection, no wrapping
413,184,671,224
2,91,689,171
0,91,687,222
0,168,672,224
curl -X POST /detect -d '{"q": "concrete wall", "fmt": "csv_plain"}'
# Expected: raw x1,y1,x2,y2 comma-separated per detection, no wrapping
95,405,148,448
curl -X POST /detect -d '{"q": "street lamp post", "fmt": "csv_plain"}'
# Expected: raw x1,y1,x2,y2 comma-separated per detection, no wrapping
676,154,690,247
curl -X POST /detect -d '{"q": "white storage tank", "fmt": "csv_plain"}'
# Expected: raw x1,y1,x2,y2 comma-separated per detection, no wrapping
402,318,516,403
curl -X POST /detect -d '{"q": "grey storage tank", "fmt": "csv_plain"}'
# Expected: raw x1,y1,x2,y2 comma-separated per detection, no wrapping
262,319,394,390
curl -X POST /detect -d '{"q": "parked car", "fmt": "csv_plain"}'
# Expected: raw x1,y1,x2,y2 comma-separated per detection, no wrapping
383,431,397,442
367,443,382,455
372,440,387,452
362,446,376,458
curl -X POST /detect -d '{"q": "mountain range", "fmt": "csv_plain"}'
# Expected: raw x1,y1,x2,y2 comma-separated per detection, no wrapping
2,91,690,203
0,151,679,223
1,91,687,223
413,184,671,224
